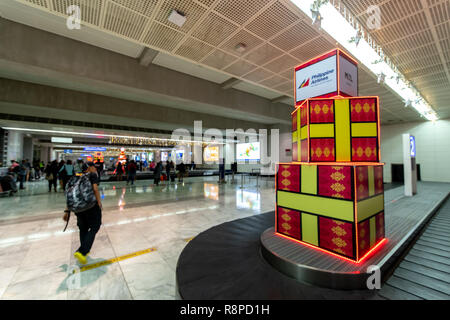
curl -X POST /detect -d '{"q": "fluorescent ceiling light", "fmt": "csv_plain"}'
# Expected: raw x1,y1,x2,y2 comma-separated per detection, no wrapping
51,137,73,143
290,0,438,121
1,127,233,144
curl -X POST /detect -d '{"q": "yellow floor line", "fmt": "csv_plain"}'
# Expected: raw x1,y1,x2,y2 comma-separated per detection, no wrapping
74,247,157,273
184,237,195,242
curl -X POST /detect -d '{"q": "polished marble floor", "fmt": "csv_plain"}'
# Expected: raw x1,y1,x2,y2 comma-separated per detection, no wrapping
0,175,275,299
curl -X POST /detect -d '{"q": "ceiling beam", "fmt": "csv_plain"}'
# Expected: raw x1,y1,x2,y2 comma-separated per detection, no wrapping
138,47,159,67
271,95,290,104
221,77,243,90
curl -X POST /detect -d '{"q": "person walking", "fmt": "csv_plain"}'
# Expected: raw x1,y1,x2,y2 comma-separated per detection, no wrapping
127,160,137,185
167,160,175,183
33,160,41,179
116,161,124,181
74,159,83,175
177,161,186,182
57,160,66,190
63,162,102,265
59,160,75,191
95,160,104,177
45,160,59,192
39,161,45,176
24,159,31,182
164,161,171,184
17,160,27,190
153,161,163,186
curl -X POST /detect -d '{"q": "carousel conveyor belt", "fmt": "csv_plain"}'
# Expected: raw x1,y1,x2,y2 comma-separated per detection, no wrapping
378,197,450,300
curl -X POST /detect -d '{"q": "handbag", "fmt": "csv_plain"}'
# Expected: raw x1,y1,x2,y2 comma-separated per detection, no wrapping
46,173,54,181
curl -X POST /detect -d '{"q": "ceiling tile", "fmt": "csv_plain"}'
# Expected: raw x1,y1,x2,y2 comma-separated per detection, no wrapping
260,75,289,88
214,0,272,25
223,59,257,77
270,19,319,52
154,0,207,33
104,1,148,40
143,22,185,52
242,68,274,83
191,12,238,46
245,1,299,40
242,43,283,65
263,54,299,73
111,0,159,16
202,49,238,70
175,37,215,61
220,29,264,57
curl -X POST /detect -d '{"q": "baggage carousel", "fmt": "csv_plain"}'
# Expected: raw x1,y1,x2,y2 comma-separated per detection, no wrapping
176,183,450,299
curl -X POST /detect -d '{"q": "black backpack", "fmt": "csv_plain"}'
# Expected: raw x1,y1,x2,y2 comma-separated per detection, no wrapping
65,174,97,213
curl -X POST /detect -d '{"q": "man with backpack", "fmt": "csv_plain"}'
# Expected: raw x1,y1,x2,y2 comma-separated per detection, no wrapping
63,161,102,265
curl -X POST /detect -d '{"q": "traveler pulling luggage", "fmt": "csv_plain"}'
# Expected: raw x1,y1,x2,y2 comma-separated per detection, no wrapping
63,162,103,265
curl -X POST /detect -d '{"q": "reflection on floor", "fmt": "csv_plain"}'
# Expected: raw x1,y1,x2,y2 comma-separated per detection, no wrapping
0,176,275,299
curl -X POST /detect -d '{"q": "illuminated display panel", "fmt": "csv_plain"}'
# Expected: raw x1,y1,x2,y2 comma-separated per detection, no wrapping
204,146,219,162
236,142,260,161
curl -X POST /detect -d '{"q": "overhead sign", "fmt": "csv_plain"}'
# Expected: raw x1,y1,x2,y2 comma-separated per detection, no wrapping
51,137,73,143
84,147,107,152
296,55,337,103
295,49,358,105
410,136,416,158
64,149,73,154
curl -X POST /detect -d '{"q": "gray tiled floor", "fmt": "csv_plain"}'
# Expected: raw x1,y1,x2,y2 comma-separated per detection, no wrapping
0,176,274,299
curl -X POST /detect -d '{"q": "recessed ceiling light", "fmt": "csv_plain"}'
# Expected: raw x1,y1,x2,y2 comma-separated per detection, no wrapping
234,43,247,53
168,10,186,27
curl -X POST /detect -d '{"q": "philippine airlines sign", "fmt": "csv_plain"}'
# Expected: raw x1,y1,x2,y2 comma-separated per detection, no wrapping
295,49,358,105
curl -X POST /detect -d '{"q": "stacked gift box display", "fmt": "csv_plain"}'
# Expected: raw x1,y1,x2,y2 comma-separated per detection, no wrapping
275,49,385,262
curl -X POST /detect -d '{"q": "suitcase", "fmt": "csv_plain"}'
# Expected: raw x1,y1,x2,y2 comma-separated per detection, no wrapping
1,175,17,193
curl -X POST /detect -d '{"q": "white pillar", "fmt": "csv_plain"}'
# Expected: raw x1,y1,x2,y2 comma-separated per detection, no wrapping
402,133,417,196
6,130,23,163
23,137,33,161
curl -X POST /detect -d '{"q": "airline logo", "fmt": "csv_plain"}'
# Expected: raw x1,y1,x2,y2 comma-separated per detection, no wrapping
299,78,310,89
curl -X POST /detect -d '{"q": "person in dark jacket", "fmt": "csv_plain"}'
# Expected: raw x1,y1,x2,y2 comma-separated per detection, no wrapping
116,161,124,181
45,160,59,192
177,162,186,182
17,160,27,190
165,161,172,183
63,162,102,265
127,160,137,185
153,161,163,186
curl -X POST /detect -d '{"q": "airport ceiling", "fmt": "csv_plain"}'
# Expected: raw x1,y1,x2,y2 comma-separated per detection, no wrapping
0,0,449,124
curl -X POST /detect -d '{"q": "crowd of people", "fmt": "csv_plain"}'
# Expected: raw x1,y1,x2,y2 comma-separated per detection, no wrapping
6,158,102,192
114,159,189,186
3,157,194,194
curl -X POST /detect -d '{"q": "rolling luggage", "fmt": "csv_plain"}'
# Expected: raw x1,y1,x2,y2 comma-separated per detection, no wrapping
0,175,17,194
